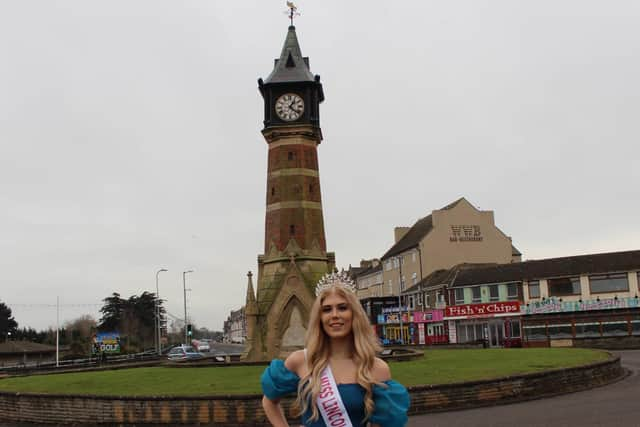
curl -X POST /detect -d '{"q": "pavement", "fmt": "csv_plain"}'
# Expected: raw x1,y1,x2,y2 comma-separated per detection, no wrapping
408,349,640,427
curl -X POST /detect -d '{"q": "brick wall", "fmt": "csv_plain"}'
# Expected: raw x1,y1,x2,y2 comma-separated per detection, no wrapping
0,356,624,425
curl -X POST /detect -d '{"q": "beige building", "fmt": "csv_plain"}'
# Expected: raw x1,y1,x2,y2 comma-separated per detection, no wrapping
380,198,521,300
350,259,384,299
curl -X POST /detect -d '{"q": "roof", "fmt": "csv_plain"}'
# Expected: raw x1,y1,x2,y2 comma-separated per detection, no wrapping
0,341,57,355
512,245,522,256
381,215,433,260
451,249,640,287
403,263,498,293
264,26,316,84
381,198,469,261
356,263,383,279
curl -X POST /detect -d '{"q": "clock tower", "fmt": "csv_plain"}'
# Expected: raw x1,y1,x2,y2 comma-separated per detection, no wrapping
243,24,334,361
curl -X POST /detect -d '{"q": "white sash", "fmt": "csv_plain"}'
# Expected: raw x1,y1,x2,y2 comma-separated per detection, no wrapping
316,364,353,427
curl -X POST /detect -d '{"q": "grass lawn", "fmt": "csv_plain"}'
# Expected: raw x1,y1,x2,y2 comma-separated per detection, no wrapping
0,348,609,396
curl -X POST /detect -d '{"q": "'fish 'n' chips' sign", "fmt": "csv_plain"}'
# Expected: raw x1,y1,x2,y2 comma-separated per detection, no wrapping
445,301,520,319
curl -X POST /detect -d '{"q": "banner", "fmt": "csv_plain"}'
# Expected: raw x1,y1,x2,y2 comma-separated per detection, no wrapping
522,296,639,315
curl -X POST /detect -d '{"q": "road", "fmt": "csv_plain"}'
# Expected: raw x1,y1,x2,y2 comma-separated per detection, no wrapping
408,349,639,427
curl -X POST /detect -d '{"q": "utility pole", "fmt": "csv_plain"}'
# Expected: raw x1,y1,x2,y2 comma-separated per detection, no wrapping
183,270,193,344
155,268,168,355
398,256,404,344
56,296,59,367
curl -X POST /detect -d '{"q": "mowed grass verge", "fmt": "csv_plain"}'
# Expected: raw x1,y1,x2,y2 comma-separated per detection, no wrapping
0,348,609,396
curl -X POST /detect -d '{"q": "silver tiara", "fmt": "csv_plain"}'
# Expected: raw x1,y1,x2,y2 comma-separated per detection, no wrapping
315,271,357,296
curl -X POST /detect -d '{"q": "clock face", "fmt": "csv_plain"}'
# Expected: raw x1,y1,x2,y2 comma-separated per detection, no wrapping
275,93,304,122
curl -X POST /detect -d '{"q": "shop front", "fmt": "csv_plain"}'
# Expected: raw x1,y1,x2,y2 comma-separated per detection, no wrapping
521,296,640,347
445,301,522,347
377,308,447,345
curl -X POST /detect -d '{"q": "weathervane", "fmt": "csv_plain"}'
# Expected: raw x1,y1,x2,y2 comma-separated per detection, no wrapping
285,1,300,26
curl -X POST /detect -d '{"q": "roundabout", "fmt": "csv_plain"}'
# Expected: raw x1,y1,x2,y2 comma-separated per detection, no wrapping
0,348,625,425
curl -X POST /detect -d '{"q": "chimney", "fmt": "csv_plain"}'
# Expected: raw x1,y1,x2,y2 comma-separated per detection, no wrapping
394,227,410,243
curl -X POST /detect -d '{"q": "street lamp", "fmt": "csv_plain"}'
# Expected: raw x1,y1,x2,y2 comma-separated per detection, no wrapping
183,270,194,345
397,256,404,345
155,268,168,356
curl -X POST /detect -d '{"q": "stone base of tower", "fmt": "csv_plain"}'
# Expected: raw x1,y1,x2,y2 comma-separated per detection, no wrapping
243,251,335,362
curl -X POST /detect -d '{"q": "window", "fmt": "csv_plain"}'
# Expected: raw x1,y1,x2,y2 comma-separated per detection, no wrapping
455,288,465,304
400,276,405,291
547,323,572,338
548,277,581,297
412,272,418,285
412,252,416,262
472,287,481,303
425,294,430,307
417,293,423,305
632,320,640,336
528,280,540,298
489,285,499,302
288,151,295,161
271,187,275,196
289,225,295,236
602,321,629,336
393,258,399,269
589,273,629,294
309,184,314,194
507,283,518,300
575,322,601,338
408,296,415,310
509,320,521,338
385,261,392,271
388,280,393,294
524,325,547,341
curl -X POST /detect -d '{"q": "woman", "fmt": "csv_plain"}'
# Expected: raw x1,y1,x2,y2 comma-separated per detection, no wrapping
261,272,410,426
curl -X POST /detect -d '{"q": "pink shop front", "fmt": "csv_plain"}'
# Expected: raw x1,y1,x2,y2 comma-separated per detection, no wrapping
444,301,522,347
377,308,448,345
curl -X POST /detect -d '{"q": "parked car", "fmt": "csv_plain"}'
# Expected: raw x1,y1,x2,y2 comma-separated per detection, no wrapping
166,346,204,361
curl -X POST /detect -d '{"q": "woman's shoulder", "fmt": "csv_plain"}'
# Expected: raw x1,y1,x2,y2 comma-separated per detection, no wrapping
284,349,306,376
372,357,391,382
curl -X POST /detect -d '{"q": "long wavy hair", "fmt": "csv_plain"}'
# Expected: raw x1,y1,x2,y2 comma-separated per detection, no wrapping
295,284,382,422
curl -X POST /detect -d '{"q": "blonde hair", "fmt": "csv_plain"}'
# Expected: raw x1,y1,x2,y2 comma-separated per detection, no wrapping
295,284,382,421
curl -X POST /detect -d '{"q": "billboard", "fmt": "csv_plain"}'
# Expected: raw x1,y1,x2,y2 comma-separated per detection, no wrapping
92,332,121,354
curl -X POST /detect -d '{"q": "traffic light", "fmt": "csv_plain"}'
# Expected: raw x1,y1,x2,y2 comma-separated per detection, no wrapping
187,324,192,337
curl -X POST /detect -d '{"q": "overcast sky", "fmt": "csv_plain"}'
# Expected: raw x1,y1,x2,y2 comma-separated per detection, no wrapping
1,1,639,332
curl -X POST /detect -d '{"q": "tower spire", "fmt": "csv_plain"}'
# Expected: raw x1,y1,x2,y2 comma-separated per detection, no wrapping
263,24,315,85
245,271,256,308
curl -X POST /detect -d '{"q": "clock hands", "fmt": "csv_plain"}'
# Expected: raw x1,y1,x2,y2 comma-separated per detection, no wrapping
288,101,301,115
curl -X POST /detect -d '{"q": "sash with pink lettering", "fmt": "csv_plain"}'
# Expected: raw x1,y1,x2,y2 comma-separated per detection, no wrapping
316,364,353,427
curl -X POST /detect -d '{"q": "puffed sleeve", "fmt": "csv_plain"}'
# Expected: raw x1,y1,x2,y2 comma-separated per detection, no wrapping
370,380,410,426
261,359,300,400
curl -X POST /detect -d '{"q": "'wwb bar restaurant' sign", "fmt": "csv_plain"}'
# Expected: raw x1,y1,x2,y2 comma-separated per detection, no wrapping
445,301,521,320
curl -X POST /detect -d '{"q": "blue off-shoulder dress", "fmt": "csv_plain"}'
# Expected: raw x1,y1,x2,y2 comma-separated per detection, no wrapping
261,359,410,427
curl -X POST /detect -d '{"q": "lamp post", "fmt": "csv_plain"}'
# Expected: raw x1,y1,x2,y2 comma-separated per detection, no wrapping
397,256,404,345
183,270,194,345
155,268,168,356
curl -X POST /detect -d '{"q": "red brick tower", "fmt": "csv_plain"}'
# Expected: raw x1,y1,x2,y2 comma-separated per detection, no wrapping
243,24,334,361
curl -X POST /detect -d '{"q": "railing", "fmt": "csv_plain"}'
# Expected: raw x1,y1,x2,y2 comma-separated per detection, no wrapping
0,351,161,374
